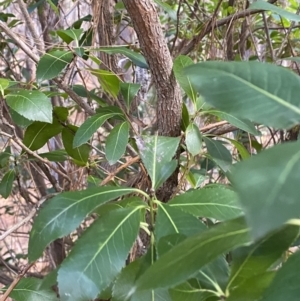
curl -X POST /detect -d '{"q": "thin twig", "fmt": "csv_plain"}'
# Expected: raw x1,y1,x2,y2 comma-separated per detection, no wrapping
100,156,140,186
262,12,275,61
0,194,57,241
0,262,35,301
17,0,44,53
171,0,183,54
200,120,228,132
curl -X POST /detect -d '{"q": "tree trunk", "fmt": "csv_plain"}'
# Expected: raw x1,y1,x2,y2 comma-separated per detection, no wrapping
123,0,182,201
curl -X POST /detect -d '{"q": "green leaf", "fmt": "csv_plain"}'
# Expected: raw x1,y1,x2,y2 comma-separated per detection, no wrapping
186,123,202,156
7,277,58,301
0,169,15,198
155,202,206,243
89,69,121,99
260,251,300,301
112,250,172,301
36,50,73,82
73,110,123,147
23,119,63,151
0,146,11,168
132,217,250,292
230,141,300,239
105,121,130,165
39,150,68,162
169,282,216,301
62,126,90,164
153,0,177,20
197,255,229,292
249,1,300,21
227,225,299,291
208,110,260,136
120,83,141,112
9,108,33,128
184,61,300,129
98,46,148,69
0,77,9,96
227,272,275,301
136,135,180,189
181,102,190,131
169,185,242,221
6,90,52,123
56,29,83,44
223,137,250,160
29,186,144,261
57,207,142,301
203,137,232,172
173,55,197,104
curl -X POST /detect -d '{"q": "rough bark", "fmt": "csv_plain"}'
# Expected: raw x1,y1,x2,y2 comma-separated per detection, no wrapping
122,0,182,137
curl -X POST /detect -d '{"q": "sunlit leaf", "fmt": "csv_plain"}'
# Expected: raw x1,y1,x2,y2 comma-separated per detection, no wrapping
120,83,141,112
56,29,83,44
6,90,52,123
0,77,9,96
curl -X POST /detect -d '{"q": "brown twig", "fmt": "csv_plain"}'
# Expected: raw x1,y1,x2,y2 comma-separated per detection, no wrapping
0,262,35,301
100,156,140,186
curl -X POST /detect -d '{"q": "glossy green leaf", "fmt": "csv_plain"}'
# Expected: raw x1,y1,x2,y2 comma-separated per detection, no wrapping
98,46,148,69
53,106,69,122
112,250,172,301
6,90,52,123
58,207,142,301
227,225,299,291
184,62,300,129
136,135,180,189
169,186,242,221
106,121,130,165
0,169,15,198
7,278,58,301
0,77,9,96
29,186,144,261
73,110,123,147
260,251,300,301
56,29,83,44
227,272,275,301
62,126,90,164
23,119,63,151
186,123,202,156
223,137,250,160
249,1,300,21
72,84,107,106
9,108,33,128
155,202,206,243
120,82,141,111
89,69,121,99
203,137,232,172
36,50,73,82
132,217,250,292
230,141,300,239
174,55,197,104
208,110,260,136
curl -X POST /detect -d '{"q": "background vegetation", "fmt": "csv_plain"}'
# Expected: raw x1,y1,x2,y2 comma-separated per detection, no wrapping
0,0,300,300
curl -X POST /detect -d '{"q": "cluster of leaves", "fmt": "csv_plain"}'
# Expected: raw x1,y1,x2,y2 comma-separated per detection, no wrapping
0,1,300,301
